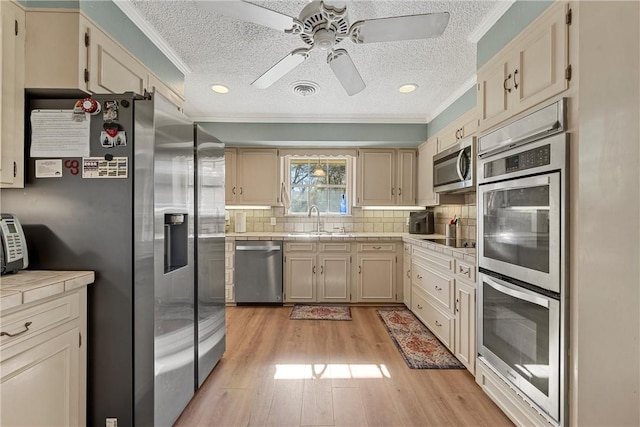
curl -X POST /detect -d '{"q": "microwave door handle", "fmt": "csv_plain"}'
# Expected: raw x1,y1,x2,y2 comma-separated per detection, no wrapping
484,275,550,308
456,149,465,181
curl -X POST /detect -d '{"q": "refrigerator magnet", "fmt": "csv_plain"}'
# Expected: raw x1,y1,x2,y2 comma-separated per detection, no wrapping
35,159,63,178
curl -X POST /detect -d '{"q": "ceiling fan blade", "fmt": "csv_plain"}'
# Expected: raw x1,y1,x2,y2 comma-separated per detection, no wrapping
349,12,450,44
194,0,297,33
328,49,366,96
251,48,310,89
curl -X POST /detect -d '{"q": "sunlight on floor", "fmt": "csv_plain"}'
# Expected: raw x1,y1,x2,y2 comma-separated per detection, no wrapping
273,363,391,380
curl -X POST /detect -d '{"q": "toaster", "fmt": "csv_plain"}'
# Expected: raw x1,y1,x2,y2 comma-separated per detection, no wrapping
409,211,435,234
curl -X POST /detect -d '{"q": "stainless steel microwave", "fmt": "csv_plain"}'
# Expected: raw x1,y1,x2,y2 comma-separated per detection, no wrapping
433,136,476,193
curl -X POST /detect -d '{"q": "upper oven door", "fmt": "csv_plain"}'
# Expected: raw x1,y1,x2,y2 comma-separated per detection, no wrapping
433,137,475,193
478,173,561,293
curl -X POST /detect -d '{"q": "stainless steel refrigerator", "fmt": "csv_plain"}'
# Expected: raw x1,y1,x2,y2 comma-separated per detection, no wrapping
2,92,225,426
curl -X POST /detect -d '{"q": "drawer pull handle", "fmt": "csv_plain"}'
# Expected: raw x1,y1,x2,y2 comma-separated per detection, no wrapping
435,320,442,327
459,265,470,275
358,266,361,274
320,265,323,274
417,304,423,310
435,285,443,291
416,274,422,280
373,246,382,250
313,265,316,274
406,270,411,278
1,322,33,338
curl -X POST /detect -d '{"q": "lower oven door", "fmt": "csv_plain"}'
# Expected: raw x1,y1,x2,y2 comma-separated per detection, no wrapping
478,172,561,293
478,272,560,422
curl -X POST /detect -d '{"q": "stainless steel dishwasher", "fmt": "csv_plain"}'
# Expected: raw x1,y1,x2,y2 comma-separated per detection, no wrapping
234,240,283,304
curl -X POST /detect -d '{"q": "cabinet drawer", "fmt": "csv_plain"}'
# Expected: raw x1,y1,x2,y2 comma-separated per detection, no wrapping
412,261,454,312
0,292,80,347
358,243,396,252
455,260,476,283
320,243,350,252
412,288,454,350
412,246,453,271
285,242,316,252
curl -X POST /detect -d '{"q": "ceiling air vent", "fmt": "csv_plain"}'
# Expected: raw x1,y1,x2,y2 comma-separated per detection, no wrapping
291,81,320,97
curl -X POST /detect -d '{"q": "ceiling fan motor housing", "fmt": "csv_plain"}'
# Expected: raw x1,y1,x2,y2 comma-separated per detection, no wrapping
299,1,349,48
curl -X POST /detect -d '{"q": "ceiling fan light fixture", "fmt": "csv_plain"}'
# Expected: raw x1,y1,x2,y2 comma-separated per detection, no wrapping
399,84,418,94
211,84,229,94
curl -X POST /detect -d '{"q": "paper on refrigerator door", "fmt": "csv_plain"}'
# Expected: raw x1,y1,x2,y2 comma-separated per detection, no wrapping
30,110,90,158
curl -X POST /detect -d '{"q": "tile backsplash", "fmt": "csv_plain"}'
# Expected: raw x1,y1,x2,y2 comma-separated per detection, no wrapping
433,192,477,240
227,192,477,237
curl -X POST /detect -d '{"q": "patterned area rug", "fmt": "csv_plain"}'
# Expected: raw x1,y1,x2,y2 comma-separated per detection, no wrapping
289,305,352,321
377,309,464,369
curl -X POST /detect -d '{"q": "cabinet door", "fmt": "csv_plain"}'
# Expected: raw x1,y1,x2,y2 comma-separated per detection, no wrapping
1,327,81,427
224,148,237,204
318,254,350,302
397,149,416,205
455,281,476,374
86,21,147,95
357,254,396,302
0,0,25,188
357,149,395,205
513,2,569,114
416,138,439,206
403,260,412,308
237,149,279,205
477,57,513,131
148,73,185,111
285,254,315,302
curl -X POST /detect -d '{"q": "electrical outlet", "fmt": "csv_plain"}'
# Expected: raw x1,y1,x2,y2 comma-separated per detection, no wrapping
405,217,410,226
106,418,117,427
270,217,276,226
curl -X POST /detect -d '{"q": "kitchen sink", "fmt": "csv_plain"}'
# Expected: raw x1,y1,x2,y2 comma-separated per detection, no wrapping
286,232,352,238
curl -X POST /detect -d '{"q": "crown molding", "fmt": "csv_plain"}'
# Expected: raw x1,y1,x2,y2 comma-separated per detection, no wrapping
467,0,516,43
187,113,429,124
113,0,192,75
425,75,477,123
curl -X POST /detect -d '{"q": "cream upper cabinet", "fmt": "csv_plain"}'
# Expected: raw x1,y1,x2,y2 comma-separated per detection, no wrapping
226,148,279,206
416,137,439,207
437,109,479,153
0,0,25,188
25,9,184,105
478,2,570,132
357,148,416,206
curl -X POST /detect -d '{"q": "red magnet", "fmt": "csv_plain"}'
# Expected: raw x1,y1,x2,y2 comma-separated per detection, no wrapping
103,123,119,138
80,98,101,115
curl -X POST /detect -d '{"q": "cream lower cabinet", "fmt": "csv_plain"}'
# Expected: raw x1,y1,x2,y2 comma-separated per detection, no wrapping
402,244,412,308
225,240,235,303
478,1,570,132
285,242,351,303
0,288,87,426
355,243,398,303
0,0,25,188
409,243,476,374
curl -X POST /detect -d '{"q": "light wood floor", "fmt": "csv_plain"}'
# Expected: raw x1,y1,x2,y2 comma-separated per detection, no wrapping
175,306,513,427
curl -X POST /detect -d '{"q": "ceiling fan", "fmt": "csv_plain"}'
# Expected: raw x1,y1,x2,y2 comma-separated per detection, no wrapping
196,1,450,96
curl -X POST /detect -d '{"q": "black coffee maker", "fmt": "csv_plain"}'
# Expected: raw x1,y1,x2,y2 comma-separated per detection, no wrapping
409,210,435,234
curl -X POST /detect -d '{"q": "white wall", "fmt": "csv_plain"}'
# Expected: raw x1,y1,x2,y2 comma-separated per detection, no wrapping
572,2,640,425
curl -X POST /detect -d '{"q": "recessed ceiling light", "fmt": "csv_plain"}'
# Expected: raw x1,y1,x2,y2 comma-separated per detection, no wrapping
211,84,229,94
398,84,418,94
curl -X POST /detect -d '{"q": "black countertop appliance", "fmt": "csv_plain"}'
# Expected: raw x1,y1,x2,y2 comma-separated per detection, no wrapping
409,210,435,234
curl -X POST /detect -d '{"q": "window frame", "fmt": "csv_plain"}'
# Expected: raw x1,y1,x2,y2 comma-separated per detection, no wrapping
284,155,352,216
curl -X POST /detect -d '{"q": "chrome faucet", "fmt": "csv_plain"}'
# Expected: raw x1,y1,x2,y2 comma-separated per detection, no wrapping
307,204,321,233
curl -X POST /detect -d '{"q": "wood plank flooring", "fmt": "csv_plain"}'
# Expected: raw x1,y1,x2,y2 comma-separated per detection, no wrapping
175,306,513,427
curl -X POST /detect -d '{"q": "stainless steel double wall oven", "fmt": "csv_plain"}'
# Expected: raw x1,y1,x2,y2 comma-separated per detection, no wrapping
476,99,568,426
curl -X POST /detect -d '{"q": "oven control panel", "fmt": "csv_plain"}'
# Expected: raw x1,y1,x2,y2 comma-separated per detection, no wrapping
484,144,551,179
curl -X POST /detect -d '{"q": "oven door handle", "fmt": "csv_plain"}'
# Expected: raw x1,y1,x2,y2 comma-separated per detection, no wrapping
455,149,465,181
484,275,550,308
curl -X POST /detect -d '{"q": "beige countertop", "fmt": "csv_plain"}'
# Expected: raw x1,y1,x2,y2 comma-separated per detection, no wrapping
225,232,476,263
0,270,95,312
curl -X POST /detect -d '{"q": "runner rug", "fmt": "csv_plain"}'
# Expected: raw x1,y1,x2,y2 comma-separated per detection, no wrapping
289,305,352,321
377,308,464,369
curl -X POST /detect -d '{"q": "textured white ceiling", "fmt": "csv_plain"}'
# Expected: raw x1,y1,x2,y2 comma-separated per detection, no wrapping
128,0,501,123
